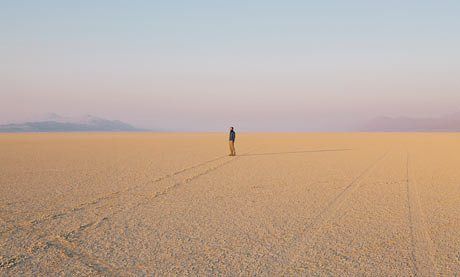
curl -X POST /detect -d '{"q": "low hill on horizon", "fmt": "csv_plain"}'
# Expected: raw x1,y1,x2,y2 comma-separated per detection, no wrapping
0,113,145,132
362,112,460,132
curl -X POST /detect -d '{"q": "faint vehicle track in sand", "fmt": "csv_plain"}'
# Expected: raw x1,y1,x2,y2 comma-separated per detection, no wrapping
405,152,437,276
4,146,364,274
35,153,233,222
29,235,126,276
0,167,130,238
0,146,155,212
4,133,460,275
282,150,390,272
57,147,354,234
11,153,231,229
38,148,363,274
50,150,253,221
1,151,255,273
138,148,259,201
3,147,349,232
46,148,365,274
61,148,258,228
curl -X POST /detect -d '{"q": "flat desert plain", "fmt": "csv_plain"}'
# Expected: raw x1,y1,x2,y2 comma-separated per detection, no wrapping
1,133,460,276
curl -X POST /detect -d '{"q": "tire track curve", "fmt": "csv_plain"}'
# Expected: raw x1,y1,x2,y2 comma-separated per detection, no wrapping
1,150,255,272
283,150,390,272
1,153,239,272
31,236,127,276
15,153,230,229
68,148,255,226
405,152,437,276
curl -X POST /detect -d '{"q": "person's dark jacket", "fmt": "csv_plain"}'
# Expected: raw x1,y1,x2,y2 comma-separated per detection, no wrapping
229,130,235,141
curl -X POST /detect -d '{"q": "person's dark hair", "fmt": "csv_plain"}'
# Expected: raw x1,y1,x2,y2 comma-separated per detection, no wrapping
230,127,234,130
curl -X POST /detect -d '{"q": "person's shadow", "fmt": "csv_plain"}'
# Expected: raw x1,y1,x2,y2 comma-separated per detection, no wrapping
239,148,352,157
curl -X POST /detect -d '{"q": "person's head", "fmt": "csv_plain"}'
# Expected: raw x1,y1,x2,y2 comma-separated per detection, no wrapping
230,127,234,131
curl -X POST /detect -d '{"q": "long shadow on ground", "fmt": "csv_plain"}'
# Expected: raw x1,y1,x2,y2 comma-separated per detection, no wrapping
239,148,353,157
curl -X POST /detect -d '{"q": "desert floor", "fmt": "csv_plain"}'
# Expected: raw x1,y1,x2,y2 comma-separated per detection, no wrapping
1,133,459,275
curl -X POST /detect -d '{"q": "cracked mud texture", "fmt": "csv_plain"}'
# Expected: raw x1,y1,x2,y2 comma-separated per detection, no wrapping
1,133,459,275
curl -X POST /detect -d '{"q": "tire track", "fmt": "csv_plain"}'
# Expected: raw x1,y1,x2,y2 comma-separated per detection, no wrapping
16,153,230,228
0,145,152,212
76,151,249,216
2,147,343,228
31,236,126,276
134,150,252,207
67,149,256,224
7,146,362,274
1,154,151,231
2,151,253,273
0,153,233,263
405,152,437,276
283,150,390,271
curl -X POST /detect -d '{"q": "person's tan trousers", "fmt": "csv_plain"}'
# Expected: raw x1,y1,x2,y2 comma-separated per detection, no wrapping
229,141,236,156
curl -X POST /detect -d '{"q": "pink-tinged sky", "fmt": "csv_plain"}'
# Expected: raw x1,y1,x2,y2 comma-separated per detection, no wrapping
1,1,460,131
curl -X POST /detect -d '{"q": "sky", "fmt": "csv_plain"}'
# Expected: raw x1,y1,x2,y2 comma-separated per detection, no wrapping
1,0,460,131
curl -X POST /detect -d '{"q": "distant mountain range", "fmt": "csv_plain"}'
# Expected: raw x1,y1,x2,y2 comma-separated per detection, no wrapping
3,112,460,132
0,113,145,132
362,112,460,132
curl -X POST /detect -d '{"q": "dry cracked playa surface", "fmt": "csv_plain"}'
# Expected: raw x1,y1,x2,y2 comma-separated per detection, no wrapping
1,133,460,276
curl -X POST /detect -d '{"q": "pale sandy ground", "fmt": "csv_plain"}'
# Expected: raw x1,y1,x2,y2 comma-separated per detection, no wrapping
1,133,459,276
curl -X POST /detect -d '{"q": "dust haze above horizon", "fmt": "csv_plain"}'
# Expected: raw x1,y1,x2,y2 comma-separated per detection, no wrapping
1,1,460,131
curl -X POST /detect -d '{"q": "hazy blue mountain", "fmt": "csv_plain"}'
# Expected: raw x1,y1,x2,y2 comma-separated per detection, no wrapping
362,113,460,132
0,114,145,132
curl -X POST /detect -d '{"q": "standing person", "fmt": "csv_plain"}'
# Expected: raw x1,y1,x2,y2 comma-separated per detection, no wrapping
229,127,236,156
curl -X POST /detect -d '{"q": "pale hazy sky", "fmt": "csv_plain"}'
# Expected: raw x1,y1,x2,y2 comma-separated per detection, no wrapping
1,1,460,131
